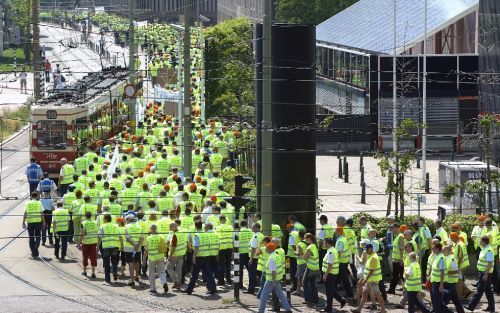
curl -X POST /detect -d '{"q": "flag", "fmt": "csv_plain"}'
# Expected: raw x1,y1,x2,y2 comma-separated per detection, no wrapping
106,145,120,181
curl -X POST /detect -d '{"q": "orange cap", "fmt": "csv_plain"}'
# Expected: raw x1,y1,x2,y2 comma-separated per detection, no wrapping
195,176,202,183
138,171,144,177
211,195,217,202
478,215,486,222
451,223,459,228
266,243,276,251
189,183,197,191
163,184,170,191
286,223,294,230
116,217,125,223
336,226,344,234
400,225,409,231
145,166,151,172
450,232,459,240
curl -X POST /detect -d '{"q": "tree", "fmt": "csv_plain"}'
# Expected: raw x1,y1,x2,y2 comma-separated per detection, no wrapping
275,0,359,25
204,18,255,118
10,0,32,62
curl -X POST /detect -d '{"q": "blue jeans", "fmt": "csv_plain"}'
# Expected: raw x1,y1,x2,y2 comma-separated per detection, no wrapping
102,248,119,282
303,268,319,303
257,273,266,298
468,272,495,311
186,257,216,293
258,280,291,313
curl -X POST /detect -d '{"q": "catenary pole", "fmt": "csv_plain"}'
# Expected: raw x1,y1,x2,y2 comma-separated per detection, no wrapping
183,0,192,178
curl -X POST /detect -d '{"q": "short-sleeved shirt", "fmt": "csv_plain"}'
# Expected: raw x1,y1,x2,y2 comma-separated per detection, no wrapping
438,258,445,270
370,239,379,253
250,233,260,249
40,198,54,212
326,250,334,264
288,234,296,246
268,252,277,271
336,236,344,252
485,250,494,262
318,228,325,240
193,233,200,247
449,258,458,271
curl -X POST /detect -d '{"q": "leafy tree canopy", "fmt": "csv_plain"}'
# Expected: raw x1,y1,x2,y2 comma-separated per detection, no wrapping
276,0,359,25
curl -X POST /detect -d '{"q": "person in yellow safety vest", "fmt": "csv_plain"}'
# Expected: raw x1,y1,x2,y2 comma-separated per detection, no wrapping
79,211,98,278
449,232,472,298
155,153,170,179
144,224,168,294
216,215,233,285
285,224,300,292
442,245,465,313
58,158,75,195
123,215,144,287
388,223,405,294
22,191,44,258
405,252,431,313
80,195,98,220
450,222,468,247
257,242,292,313
182,220,217,295
434,219,448,245
246,223,264,294
255,236,273,297
84,181,100,205
428,242,449,313
192,148,203,174
399,241,420,309
302,233,319,304
317,215,334,278
52,201,70,260
74,151,89,176
351,243,386,313
62,185,77,242
359,215,373,241
482,218,498,295
97,214,123,283
205,222,220,281
466,236,496,313
287,214,306,232
334,226,354,299
210,147,223,172
471,216,486,260
166,222,186,289
120,180,139,209
403,229,419,261
208,171,224,196
321,238,347,312
169,149,182,170
238,220,253,290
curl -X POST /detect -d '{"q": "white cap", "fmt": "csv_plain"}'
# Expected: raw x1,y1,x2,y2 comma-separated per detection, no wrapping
387,214,396,220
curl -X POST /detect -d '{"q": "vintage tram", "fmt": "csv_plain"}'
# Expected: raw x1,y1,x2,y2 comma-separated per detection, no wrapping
30,67,130,179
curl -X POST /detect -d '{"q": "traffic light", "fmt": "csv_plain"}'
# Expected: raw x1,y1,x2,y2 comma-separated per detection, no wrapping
227,174,253,219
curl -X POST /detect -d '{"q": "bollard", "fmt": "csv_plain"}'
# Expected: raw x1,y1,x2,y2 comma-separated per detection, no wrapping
451,150,455,161
361,182,366,204
343,156,347,172
285,256,291,304
346,163,350,183
233,214,240,302
359,152,364,172
360,166,365,187
416,157,421,169
338,158,343,179
425,173,430,193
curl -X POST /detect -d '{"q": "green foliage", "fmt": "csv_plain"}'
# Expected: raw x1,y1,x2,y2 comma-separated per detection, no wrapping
442,213,482,252
276,0,359,25
204,18,255,118
11,0,31,35
0,101,31,141
0,48,30,71
443,184,461,201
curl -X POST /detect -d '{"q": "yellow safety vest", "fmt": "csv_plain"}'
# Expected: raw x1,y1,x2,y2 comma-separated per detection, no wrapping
60,164,75,184
25,200,42,224
53,208,70,232
405,261,422,291
364,253,382,283
322,246,339,275
81,220,98,245
306,243,319,270
147,234,166,261
171,230,187,257
477,245,494,273
430,253,445,283
445,255,459,283
101,222,120,249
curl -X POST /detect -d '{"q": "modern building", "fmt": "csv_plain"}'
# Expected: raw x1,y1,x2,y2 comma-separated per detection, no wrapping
316,0,480,152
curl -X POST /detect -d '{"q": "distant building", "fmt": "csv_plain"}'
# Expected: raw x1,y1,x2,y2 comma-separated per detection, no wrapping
315,0,480,152
103,0,218,23
479,0,500,112
217,0,263,23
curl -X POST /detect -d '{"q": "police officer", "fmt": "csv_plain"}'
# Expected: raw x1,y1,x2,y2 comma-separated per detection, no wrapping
25,158,43,193
37,172,57,195
22,191,45,258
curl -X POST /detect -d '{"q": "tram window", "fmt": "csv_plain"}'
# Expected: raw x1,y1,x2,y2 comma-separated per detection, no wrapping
37,120,67,149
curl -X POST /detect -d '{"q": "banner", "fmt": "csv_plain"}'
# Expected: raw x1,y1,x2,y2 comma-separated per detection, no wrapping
106,145,120,181
154,85,180,103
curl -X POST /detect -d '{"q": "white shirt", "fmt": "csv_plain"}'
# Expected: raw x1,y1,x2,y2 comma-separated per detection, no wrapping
268,252,277,272
20,72,27,80
201,205,213,223
193,233,200,247
250,233,260,249
326,249,335,264
318,227,326,240
288,234,296,246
